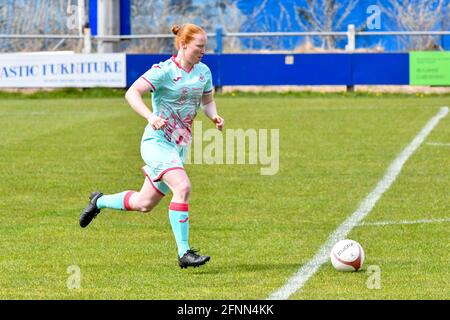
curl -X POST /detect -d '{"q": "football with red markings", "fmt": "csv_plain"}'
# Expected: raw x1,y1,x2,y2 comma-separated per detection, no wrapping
330,239,365,272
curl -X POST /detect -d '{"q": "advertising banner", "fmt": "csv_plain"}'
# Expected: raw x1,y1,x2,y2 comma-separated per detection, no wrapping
0,53,126,88
410,51,450,86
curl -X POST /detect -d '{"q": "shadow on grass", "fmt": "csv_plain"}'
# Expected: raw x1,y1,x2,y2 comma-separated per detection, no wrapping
195,262,301,275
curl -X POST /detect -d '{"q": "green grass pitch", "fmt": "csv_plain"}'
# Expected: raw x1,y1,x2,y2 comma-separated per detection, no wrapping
0,93,449,299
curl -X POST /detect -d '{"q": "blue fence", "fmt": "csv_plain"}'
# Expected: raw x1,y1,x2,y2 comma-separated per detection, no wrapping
126,53,410,87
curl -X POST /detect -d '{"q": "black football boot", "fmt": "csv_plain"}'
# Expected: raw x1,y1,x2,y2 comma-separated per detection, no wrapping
178,249,210,269
79,191,103,228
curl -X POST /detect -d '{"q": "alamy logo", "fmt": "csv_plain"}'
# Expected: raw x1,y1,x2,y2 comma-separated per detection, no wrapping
366,5,381,30
66,4,79,30
184,121,279,176
67,265,81,289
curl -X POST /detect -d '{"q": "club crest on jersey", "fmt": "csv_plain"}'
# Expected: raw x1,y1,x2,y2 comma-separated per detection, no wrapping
199,73,205,82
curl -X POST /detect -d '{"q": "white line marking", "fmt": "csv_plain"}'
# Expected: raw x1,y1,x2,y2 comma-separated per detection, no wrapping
426,142,450,147
267,106,449,300
359,218,450,226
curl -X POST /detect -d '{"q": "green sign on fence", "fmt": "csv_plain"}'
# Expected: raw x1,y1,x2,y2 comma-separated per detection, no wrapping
410,52,450,86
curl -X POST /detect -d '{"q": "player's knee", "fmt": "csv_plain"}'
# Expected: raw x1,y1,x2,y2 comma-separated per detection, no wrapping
175,183,191,198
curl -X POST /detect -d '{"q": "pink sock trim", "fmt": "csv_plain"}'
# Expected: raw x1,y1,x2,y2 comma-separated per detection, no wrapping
124,191,136,211
169,202,189,212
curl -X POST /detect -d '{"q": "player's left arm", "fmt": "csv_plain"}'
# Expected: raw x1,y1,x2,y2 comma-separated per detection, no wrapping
201,92,224,131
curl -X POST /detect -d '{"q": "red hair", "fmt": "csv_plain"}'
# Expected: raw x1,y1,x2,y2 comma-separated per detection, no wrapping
171,24,206,49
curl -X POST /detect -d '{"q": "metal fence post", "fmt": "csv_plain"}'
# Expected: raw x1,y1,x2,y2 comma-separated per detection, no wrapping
97,0,120,53
215,27,223,54
346,24,355,92
83,27,92,53
215,27,223,94
346,24,355,51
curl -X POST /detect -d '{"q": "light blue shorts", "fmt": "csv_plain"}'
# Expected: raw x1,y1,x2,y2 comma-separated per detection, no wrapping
140,127,188,196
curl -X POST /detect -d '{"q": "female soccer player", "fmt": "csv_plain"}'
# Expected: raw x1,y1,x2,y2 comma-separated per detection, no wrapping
80,23,224,269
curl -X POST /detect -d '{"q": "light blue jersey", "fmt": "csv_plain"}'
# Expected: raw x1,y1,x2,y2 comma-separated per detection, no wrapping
141,55,213,146
140,55,214,195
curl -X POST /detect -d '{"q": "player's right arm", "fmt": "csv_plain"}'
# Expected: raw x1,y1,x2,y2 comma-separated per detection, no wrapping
125,78,168,130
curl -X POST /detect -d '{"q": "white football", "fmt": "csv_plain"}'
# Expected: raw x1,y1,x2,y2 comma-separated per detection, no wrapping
330,239,365,272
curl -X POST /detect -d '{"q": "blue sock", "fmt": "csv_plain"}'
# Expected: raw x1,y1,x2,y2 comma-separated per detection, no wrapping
96,191,135,211
169,202,190,257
